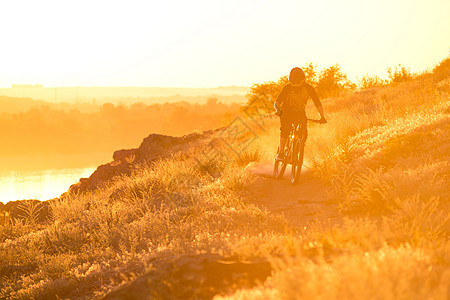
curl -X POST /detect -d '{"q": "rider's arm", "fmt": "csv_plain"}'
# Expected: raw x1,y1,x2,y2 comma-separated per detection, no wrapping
306,84,326,121
274,101,280,112
274,85,290,113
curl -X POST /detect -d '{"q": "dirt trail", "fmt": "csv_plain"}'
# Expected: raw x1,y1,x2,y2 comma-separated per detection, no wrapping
247,162,342,228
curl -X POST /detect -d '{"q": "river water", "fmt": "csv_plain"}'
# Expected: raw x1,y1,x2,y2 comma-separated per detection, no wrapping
0,167,96,204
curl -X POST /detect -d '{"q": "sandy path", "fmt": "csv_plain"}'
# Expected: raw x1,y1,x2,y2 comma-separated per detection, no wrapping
247,162,342,228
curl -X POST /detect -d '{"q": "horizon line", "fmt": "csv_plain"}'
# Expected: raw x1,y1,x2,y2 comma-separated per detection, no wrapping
0,84,251,89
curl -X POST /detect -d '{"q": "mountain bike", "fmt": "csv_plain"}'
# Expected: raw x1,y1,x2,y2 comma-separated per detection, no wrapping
273,118,325,184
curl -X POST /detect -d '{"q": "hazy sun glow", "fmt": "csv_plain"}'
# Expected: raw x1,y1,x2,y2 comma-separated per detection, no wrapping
1,0,449,87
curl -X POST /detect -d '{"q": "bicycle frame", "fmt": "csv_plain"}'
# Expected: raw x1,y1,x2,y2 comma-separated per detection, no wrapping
274,118,321,184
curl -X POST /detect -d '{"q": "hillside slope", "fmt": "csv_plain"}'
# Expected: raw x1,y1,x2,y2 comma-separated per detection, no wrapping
0,58,449,299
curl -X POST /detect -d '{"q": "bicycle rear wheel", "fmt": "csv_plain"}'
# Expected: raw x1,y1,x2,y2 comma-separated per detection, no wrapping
291,139,305,184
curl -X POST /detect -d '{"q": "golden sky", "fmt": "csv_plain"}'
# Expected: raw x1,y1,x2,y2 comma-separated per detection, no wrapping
1,0,449,87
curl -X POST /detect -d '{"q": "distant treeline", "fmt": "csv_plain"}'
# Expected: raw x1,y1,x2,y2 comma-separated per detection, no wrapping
0,94,245,114
0,96,99,114
0,98,241,156
0,86,248,104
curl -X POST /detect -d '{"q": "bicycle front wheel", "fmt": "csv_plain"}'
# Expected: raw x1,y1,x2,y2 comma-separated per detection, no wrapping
273,138,292,179
291,140,305,184
273,157,287,179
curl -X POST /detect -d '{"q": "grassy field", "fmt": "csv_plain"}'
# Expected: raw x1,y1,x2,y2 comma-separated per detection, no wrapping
1,57,449,299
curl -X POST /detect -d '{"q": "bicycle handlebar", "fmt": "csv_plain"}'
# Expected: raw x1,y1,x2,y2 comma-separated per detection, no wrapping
271,113,327,124
307,118,327,124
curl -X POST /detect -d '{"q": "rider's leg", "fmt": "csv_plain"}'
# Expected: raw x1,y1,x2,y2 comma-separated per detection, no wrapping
279,113,291,157
279,136,287,153
276,136,287,160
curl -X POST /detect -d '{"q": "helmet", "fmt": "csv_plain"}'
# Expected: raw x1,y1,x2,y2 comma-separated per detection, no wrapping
289,67,305,85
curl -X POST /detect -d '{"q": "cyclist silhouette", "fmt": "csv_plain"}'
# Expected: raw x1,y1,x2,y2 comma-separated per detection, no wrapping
274,67,326,159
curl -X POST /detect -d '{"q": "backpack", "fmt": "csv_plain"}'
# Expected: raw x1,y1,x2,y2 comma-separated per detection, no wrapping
285,85,309,113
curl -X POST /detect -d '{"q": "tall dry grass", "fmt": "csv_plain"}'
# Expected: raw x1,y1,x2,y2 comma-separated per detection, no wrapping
218,56,450,299
1,57,449,299
0,148,291,299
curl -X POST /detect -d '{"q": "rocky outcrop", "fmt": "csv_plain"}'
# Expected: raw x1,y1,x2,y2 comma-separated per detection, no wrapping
102,253,271,300
1,129,219,218
68,130,217,194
